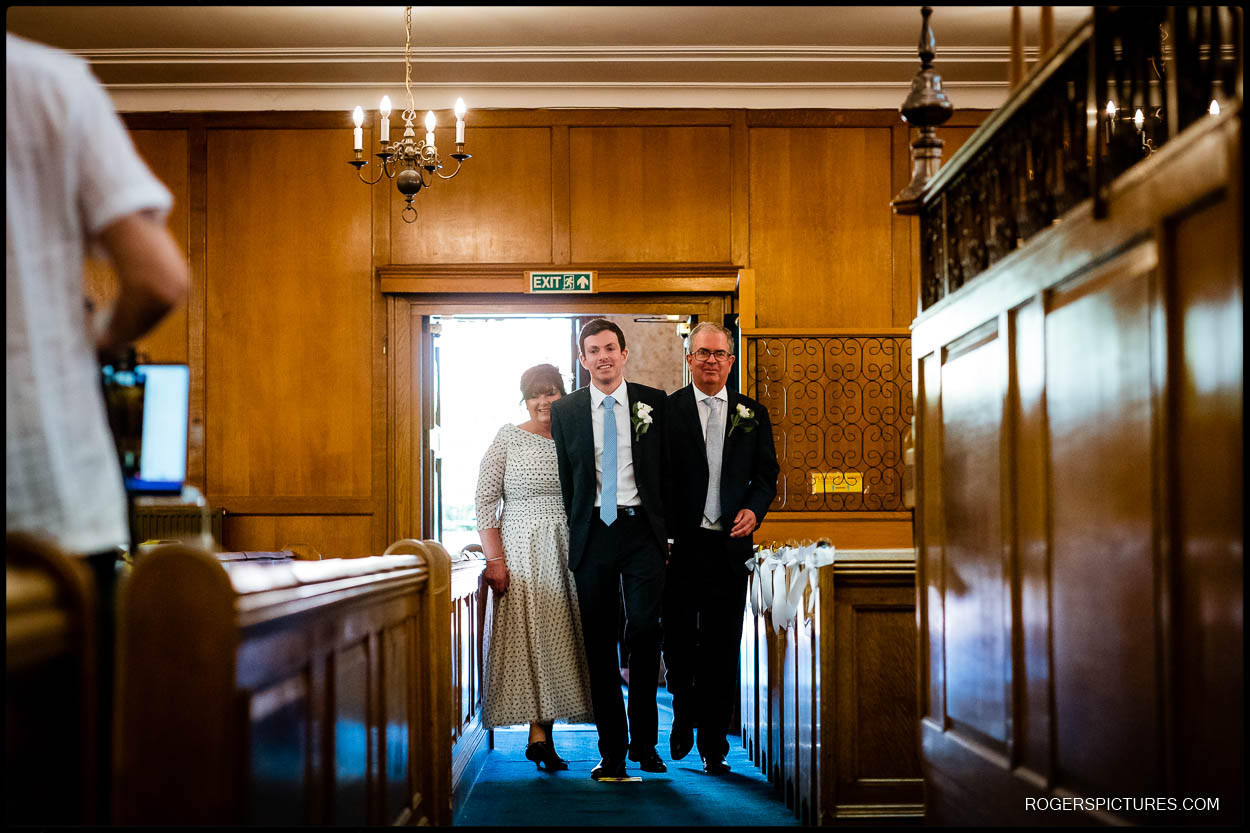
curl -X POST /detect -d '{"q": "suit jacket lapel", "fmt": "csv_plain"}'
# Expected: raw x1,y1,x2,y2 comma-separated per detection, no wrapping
626,382,643,477
574,387,595,489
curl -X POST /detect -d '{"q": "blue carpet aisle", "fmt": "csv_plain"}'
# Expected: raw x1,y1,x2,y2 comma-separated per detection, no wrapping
454,686,800,827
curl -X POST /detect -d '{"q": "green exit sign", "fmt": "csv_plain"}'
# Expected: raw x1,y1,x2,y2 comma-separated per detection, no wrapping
527,271,596,293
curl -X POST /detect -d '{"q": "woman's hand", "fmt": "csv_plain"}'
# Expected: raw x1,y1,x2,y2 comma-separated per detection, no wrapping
484,558,510,594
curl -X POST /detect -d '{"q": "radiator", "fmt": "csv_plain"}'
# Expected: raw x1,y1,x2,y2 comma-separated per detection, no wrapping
133,504,225,550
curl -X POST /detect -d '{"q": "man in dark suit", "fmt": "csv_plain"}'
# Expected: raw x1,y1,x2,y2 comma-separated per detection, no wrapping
663,321,779,774
551,318,670,780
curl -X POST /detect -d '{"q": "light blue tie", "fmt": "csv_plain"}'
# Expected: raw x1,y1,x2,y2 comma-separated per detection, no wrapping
600,395,618,525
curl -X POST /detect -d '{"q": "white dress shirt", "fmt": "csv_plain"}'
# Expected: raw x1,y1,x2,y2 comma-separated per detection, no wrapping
692,385,730,436
589,379,640,507
693,385,729,530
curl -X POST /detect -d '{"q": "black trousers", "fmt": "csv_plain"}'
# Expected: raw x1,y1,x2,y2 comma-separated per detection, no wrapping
573,512,665,761
662,527,749,760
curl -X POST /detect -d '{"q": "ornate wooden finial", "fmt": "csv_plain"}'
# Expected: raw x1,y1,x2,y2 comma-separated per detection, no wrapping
892,6,955,215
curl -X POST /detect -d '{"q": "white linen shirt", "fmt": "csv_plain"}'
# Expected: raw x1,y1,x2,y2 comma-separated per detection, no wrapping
6,34,173,554
588,379,641,508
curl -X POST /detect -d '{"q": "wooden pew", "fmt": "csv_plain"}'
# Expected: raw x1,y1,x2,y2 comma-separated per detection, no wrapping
745,548,922,825
449,548,488,804
113,541,451,825
5,532,99,825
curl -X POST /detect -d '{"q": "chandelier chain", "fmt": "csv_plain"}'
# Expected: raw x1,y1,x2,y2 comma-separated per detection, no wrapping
403,6,416,122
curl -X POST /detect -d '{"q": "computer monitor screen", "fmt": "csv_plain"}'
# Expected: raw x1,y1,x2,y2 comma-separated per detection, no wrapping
125,364,189,494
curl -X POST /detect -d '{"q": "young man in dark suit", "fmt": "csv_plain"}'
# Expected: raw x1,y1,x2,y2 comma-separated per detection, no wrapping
550,318,670,780
662,321,779,774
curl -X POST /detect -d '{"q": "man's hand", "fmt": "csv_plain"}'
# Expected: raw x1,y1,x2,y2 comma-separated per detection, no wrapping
484,558,510,594
729,508,757,538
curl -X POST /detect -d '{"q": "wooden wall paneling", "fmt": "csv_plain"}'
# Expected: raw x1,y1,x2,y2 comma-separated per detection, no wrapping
1044,243,1161,799
388,297,416,542
1169,186,1244,820
569,126,733,263
749,127,894,328
83,129,191,364
188,126,209,493
891,121,917,327
371,147,391,555
1007,295,1052,782
223,515,373,556
551,125,571,264
938,319,1009,751
206,128,373,525
389,127,554,264
731,111,750,268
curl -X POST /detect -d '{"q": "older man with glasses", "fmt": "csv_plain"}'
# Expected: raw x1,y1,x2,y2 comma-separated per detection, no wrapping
661,321,779,774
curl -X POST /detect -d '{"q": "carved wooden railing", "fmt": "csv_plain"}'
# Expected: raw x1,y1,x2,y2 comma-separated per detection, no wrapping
918,6,1242,310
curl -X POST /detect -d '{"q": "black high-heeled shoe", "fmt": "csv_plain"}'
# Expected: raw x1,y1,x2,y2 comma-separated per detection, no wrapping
525,740,569,771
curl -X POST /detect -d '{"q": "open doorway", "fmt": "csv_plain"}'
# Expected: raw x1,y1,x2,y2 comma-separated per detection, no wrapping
432,313,690,555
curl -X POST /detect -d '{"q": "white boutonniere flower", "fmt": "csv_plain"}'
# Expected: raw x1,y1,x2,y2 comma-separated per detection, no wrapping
631,401,654,440
728,402,758,437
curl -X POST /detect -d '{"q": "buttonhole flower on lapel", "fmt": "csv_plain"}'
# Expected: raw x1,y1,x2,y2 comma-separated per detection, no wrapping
631,401,654,440
728,403,758,438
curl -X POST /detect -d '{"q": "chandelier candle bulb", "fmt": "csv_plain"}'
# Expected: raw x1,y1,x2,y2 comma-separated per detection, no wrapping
424,111,436,148
455,97,466,144
379,95,391,144
352,106,364,151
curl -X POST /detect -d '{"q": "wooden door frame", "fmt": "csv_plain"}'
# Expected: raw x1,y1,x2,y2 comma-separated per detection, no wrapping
383,264,744,542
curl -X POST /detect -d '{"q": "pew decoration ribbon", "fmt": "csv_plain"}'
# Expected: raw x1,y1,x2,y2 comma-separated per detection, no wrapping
746,543,835,630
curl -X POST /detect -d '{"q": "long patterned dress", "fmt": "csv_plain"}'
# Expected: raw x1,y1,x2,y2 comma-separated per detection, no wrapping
475,423,594,727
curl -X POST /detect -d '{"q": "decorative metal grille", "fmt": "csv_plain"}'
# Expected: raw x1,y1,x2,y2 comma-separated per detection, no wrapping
745,335,913,512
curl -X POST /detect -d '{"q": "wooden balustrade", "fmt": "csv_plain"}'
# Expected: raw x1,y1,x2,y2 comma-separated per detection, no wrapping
916,6,1241,309
740,548,922,824
113,541,451,826
5,533,99,825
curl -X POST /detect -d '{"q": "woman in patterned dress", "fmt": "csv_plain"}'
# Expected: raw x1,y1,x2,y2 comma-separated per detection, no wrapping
475,363,594,771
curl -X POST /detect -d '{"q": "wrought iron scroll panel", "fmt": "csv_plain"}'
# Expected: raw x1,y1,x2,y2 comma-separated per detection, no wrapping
746,335,913,512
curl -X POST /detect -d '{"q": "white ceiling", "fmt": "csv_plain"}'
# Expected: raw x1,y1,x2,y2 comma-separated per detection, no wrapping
6,6,1091,112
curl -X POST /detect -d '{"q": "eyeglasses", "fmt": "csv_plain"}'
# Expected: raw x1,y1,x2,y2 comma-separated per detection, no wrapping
690,348,731,363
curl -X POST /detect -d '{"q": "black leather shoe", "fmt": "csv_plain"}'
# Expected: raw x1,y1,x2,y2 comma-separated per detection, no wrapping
703,756,731,775
629,747,668,773
669,720,694,761
590,757,627,780
525,741,569,771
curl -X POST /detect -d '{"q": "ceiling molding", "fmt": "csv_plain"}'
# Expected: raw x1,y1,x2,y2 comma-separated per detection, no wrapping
103,81,1009,113
77,44,1044,65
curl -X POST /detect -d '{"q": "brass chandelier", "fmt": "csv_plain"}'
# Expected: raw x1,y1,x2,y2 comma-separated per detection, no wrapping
348,6,471,223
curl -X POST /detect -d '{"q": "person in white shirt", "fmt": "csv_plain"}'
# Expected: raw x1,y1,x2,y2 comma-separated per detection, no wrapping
6,32,189,821
550,319,669,780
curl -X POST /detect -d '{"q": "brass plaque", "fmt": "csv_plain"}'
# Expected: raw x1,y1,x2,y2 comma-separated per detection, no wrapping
810,471,863,494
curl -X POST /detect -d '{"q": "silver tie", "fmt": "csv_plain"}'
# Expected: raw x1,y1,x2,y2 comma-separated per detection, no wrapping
703,397,724,526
